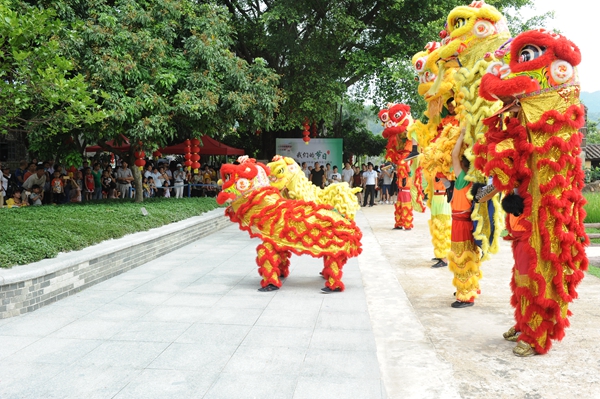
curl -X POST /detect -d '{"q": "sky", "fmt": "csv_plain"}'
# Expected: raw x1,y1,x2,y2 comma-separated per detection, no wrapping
519,0,597,92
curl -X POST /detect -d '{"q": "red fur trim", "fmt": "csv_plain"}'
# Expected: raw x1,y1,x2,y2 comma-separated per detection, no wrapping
510,30,582,74
479,74,539,101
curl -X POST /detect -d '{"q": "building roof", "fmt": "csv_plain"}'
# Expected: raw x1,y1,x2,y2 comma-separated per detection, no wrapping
586,144,600,161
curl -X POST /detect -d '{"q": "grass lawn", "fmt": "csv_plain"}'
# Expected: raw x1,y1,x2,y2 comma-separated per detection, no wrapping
584,192,600,223
0,198,220,268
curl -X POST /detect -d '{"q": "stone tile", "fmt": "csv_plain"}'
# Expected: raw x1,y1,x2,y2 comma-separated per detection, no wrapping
200,307,263,326
76,341,170,368
0,361,66,398
203,373,298,399
212,294,274,309
0,335,40,360
301,348,381,379
110,321,192,343
181,282,236,295
113,369,219,399
10,337,102,365
320,296,369,313
86,302,154,321
0,316,76,337
240,326,313,349
50,318,129,340
309,329,377,352
222,345,307,375
34,364,141,399
175,323,251,345
265,296,323,312
293,376,384,399
161,293,222,308
148,342,238,372
256,308,319,329
315,310,373,331
141,305,207,323
110,291,173,306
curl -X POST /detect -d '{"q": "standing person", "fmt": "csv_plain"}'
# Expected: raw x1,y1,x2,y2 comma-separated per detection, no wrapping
301,162,311,179
309,162,325,189
84,168,95,201
115,160,134,199
393,163,413,230
70,171,83,202
380,164,393,204
173,163,186,198
447,129,480,308
329,166,341,184
362,163,378,207
341,162,354,186
14,160,27,189
51,171,66,204
324,163,333,186
352,166,363,203
0,166,10,207
91,163,103,200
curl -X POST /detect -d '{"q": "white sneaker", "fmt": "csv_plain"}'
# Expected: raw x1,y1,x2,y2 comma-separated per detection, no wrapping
385,201,389,204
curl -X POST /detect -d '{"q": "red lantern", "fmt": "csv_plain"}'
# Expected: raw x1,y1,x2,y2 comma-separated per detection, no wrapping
191,154,200,162
185,160,193,167
135,159,146,167
134,151,145,159
302,119,311,145
190,138,200,146
192,161,201,170
190,138,201,173
134,150,146,170
152,150,162,158
184,153,192,160
191,146,201,153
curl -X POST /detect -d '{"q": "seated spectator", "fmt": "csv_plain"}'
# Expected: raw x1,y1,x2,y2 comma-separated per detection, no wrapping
29,184,44,206
190,172,203,197
50,171,66,204
203,177,217,198
105,166,118,198
22,165,47,197
147,176,157,197
142,177,150,198
163,178,171,198
23,162,36,182
6,188,28,208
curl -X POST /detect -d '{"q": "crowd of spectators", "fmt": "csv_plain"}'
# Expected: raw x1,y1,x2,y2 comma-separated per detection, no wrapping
0,159,220,208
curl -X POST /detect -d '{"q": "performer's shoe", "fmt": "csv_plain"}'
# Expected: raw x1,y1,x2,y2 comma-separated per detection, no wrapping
405,145,419,161
258,284,279,292
404,228,412,231
503,327,519,342
513,341,537,357
432,257,441,261
451,300,474,308
431,260,448,268
393,226,403,230
321,287,342,294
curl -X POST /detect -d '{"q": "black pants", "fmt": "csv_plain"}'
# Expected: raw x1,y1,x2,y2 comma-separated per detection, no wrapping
363,184,376,206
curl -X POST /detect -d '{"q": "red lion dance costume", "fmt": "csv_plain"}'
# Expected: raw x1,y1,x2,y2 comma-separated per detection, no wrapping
379,103,424,229
216,156,362,293
477,29,588,356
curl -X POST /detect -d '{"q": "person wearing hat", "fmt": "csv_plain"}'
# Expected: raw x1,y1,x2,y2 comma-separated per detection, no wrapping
173,163,186,198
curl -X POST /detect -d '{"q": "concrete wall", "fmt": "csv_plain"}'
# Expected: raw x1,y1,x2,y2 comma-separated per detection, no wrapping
0,209,229,319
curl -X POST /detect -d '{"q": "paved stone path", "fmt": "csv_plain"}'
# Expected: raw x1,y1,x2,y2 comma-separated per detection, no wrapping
1,204,600,398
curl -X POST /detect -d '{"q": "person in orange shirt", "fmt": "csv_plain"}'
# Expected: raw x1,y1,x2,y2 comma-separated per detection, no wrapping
447,128,480,308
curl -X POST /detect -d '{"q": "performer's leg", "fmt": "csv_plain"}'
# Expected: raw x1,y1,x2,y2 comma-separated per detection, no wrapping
393,202,402,229
256,242,283,291
321,255,346,292
279,250,291,278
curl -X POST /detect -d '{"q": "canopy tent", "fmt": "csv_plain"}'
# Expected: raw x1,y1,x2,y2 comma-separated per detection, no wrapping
85,135,244,156
159,135,244,156
85,135,131,152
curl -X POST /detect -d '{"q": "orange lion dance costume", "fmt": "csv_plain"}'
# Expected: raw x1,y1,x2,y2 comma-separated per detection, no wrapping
477,29,588,356
216,156,362,293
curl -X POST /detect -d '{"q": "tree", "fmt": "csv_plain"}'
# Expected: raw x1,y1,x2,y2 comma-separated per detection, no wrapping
0,0,104,139
25,0,283,201
218,0,538,157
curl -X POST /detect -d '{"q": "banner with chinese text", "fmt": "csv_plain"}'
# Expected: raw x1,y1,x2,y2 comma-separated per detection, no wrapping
275,138,343,168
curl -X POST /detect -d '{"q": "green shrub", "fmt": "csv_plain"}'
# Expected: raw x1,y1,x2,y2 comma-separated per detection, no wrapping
584,192,600,223
0,198,220,268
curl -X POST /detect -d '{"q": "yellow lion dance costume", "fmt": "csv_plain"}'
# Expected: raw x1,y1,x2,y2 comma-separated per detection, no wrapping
217,156,362,293
267,155,361,220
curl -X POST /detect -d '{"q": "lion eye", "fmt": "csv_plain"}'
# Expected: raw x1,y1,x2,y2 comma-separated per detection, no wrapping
518,44,546,63
394,112,403,119
454,18,466,30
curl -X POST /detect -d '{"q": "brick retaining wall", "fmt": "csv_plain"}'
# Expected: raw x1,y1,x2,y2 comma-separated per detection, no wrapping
0,209,229,319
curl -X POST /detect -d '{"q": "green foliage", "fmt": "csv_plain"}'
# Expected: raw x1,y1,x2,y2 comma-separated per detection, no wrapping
585,167,600,184
584,192,600,223
336,100,386,160
0,197,220,268
0,0,105,135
